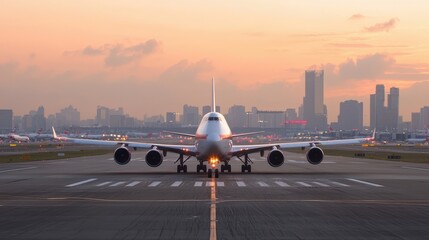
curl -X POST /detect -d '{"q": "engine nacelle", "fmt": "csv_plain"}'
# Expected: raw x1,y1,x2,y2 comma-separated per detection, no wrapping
145,149,164,167
114,147,131,165
267,149,284,167
306,147,324,165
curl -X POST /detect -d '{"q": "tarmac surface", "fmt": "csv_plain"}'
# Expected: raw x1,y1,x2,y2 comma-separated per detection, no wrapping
1,149,429,239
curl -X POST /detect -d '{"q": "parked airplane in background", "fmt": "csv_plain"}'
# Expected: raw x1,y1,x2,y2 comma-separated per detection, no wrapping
0,133,30,142
53,79,375,178
405,137,429,144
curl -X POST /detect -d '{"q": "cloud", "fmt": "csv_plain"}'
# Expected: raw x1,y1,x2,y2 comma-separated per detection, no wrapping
349,14,365,21
65,39,161,66
329,43,373,48
337,53,395,80
364,18,398,32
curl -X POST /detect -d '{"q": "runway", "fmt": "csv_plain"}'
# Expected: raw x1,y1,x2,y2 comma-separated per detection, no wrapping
1,151,429,239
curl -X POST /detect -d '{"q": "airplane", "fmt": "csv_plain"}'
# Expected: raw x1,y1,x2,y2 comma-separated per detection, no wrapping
52,79,375,178
0,133,30,142
405,137,429,144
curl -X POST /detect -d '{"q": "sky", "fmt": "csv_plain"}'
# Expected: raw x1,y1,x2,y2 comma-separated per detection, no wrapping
1,1,429,125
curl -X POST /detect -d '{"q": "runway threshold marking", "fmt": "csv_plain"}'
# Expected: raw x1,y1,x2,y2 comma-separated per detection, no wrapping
0,166,37,173
275,181,290,187
329,181,350,187
206,181,214,187
126,181,141,187
210,176,217,240
96,181,112,187
236,181,246,187
347,178,384,187
217,182,224,187
171,181,182,187
257,181,269,187
401,166,429,171
194,181,203,187
312,182,330,187
110,181,126,187
148,181,161,187
296,182,312,187
66,178,97,187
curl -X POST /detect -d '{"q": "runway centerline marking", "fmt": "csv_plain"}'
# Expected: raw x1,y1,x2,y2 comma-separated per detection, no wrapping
66,178,97,187
148,181,161,187
125,181,141,187
347,178,384,187
0,166,37,173
206,181,214,187
171,181,182,187
194,181,203,187
210,176,217,240
401,166,429,171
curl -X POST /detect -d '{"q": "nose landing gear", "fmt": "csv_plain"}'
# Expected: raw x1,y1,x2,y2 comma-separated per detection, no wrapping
208,168,219,178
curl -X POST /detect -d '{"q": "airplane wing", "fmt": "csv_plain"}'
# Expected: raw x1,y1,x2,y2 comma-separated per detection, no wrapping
231,131,264,138
162,131,196,138
53,127,197,156
231,132,375,157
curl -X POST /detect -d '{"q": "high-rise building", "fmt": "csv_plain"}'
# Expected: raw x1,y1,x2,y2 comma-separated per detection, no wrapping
338,100,363,130
370,85,400,131
411,112,421,131
302,70,327,130
0,109,13,133
182,105,199,126
256,110,285,128
56,105,80,127
420,106,429,130
202,106,211,116
227,105,246,128
96,106,110,126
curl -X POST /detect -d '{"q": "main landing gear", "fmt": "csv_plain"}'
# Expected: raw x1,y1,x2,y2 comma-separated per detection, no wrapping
220,163,231,173
175,154,192,173
196,162,207,173
237,154,252,173
208,168,219,178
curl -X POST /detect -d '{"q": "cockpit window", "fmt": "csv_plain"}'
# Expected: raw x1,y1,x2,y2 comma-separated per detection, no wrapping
208,117,220,121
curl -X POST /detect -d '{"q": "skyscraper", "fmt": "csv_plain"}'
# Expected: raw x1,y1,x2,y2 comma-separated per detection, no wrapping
338,100,363,130
302,70,327,130
182,105,199,126
387,87,399,131
0,109,13,133
370,85,400,131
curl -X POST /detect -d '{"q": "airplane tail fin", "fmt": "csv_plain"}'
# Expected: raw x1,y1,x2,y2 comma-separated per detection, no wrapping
212,77,216,112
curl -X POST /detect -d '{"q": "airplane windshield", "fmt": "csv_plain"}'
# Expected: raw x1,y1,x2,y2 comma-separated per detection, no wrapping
208,117,220,121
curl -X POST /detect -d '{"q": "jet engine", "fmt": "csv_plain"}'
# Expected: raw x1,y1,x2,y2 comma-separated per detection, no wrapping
267,149,284,167
114,147,131,165
145,149,164,167
306,147,324,165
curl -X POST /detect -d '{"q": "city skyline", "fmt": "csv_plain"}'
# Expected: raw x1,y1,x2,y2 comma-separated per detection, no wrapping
1,1,429,123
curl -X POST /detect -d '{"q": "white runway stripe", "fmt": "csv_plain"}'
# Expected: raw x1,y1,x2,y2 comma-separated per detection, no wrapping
347,178,384,187
275,181,290,187
110,181,126,187
312,182,330,187
206,181,214,187
148,181,161,187
171,181,182,187
194,181,203,187
217,182,225,187
257,181,269,187
96,181,112,187
126,181,141,187
0,166,38,173
329,181,350,187
236,181,246,187
66,178,97,187
296,182,312,187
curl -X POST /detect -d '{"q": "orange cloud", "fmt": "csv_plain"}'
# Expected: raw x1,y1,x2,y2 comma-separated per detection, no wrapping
364,18,399,33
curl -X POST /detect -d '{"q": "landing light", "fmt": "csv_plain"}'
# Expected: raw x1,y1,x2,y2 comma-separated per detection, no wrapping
209,157,219,168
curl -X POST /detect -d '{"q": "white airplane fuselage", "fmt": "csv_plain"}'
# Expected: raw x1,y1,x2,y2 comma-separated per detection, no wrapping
195,112,232,165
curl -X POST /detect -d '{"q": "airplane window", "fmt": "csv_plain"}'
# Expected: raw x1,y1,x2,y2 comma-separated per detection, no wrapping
208,117,219,121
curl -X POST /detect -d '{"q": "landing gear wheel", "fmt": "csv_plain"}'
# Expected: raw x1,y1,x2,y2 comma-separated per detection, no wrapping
196,164,200,173
208,169,213,178
220,165,225,173
241,165,245,173
241,164,251,173
214,169,219,178
177,165,181,173
227,164,232,173
203,165,207,173
247,165,251,173
183,165,187,173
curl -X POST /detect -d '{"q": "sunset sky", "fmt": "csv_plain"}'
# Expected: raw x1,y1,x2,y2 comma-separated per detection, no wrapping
1,1,429,125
